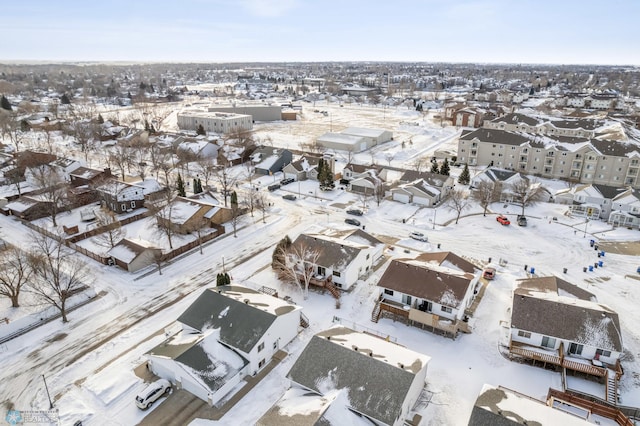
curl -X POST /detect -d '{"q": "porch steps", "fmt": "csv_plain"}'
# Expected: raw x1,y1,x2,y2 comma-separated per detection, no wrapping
371,300,381,323
606,369,617,403
299,312,310,329
325,281,341,299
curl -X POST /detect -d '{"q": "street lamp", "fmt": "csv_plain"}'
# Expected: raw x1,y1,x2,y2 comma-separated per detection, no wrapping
42,374,54,409
583,219,589,238
433,209,437,230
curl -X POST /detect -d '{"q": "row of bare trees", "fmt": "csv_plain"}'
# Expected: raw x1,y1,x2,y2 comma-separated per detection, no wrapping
0,233,88,323
446,178,548,224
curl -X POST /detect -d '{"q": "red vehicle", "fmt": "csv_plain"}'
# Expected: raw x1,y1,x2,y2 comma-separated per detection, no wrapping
496,215,510,226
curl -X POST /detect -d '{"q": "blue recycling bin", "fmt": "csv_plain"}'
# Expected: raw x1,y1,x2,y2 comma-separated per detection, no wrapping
589,265,594,272
600,251,605,257
590,239,595,247
637,266,640,274
530,267,535,274
598,260,603,267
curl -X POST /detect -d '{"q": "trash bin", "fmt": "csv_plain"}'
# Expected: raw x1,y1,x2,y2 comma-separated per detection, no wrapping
530,267,535,274
598,260,603,267
437,243,441,249
563,268,568,274
594,262,598,269
598,252,601,258
590,239,595,247
488,257,492,263
600,251,605,257
524,264,528,271
589,265,594,272
583,267,588,272
637,266,640,274
594,244,599,250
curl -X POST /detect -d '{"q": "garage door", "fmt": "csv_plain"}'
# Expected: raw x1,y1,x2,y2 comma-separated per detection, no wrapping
393,193,410,203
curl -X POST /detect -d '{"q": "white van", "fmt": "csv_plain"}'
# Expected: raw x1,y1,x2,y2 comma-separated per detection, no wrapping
135,379,171,409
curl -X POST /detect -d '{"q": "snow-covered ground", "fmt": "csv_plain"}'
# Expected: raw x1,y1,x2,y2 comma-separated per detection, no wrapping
1,101,640,426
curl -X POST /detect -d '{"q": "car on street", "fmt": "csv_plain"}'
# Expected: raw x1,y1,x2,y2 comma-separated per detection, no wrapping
280,178,295,185
346,209,363,216
409,232,428,242
282,194,297,200
517,215,527,226
496,215,510,226
345,218,361,226
135,378,171,409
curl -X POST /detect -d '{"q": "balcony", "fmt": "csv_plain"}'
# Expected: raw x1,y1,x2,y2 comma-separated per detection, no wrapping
509,341,610,378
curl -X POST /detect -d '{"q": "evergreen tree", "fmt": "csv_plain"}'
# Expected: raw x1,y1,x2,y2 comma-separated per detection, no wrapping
20,119,30,132
0,95,12,111
196,178,203,193
430,161,440,174
97,114,104,124
216,273,230,286
458,163,470,185
193,178,198,193
230,191,238,206
196,124,206,135
176,174,186,197
439,158,450,176
60,94,71,105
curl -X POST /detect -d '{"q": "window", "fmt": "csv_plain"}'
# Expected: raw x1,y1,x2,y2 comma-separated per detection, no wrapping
518,330,531,338
121,204,126,211
441,306,452,313
384,289,394,296
258,359,265,368
131,201,136,208
596,349,612,357
569,342,583,355
541,336,556,349
333,271,341,277
258,342,264,352
402,295,412,305
273,341,278,350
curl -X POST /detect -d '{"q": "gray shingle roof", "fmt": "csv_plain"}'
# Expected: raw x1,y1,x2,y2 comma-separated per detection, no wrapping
287,330,423,426
460,128,531,146
512,282,622,352
177,286,278,353
293,234,364,271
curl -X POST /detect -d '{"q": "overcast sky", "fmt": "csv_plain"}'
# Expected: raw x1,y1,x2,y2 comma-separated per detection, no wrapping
1,0,638,65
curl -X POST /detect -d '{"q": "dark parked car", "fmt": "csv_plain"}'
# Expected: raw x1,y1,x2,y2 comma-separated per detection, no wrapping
282,194,297,200
267,184,281,192
517,215,527,226
280,178,295,185
346,209,363,216
345,218,361,226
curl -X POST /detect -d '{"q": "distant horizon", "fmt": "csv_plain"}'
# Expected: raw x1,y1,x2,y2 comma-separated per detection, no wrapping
1,0,639,66
0,59,637,68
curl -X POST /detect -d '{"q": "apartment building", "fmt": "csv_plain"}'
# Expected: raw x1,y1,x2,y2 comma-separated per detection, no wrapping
457,128,640,188
177,109,253,134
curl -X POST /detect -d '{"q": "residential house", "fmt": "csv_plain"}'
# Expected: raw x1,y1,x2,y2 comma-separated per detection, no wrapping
107,238,162,273
554,183,624,220
392,171,454,206
374,252,480,338
251,147,293,176
49,156,84,181
2,195,52,221
282,153,336,182
146,285,302,406
289,229,385,291
95,179,145,213
316,127,392,153
469,167,524,192
156,196,231,234
508,276,624,401
69,166,112,187
257,326,430,426
177,138,219,159
608,188,640,229
468,384,594,426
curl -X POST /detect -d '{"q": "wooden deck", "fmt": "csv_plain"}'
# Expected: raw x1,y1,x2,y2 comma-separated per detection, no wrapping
509,341,608,378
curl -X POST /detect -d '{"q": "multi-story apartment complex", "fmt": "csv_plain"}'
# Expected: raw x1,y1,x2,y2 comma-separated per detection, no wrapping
458,115,640,189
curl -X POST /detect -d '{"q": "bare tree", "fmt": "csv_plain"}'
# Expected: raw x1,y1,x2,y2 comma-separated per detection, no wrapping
471,181,499,217
508,178,547,216
91,208,126,249
109,144,134,180
273,241,321,299
374,181,386,206
357,188,371,211
153,190,179,250
0,112,25,151
255,191,269,223
195,157,217,189
410,157,427,173
69,119,99,161
0,245,33,307
214,161,237,207
229,191,243,237
28,164,69,227
28,233,89,323
447,188,471,224
385,152,395,166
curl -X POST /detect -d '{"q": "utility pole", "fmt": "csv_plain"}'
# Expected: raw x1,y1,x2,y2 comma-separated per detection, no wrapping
42,374,54,409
